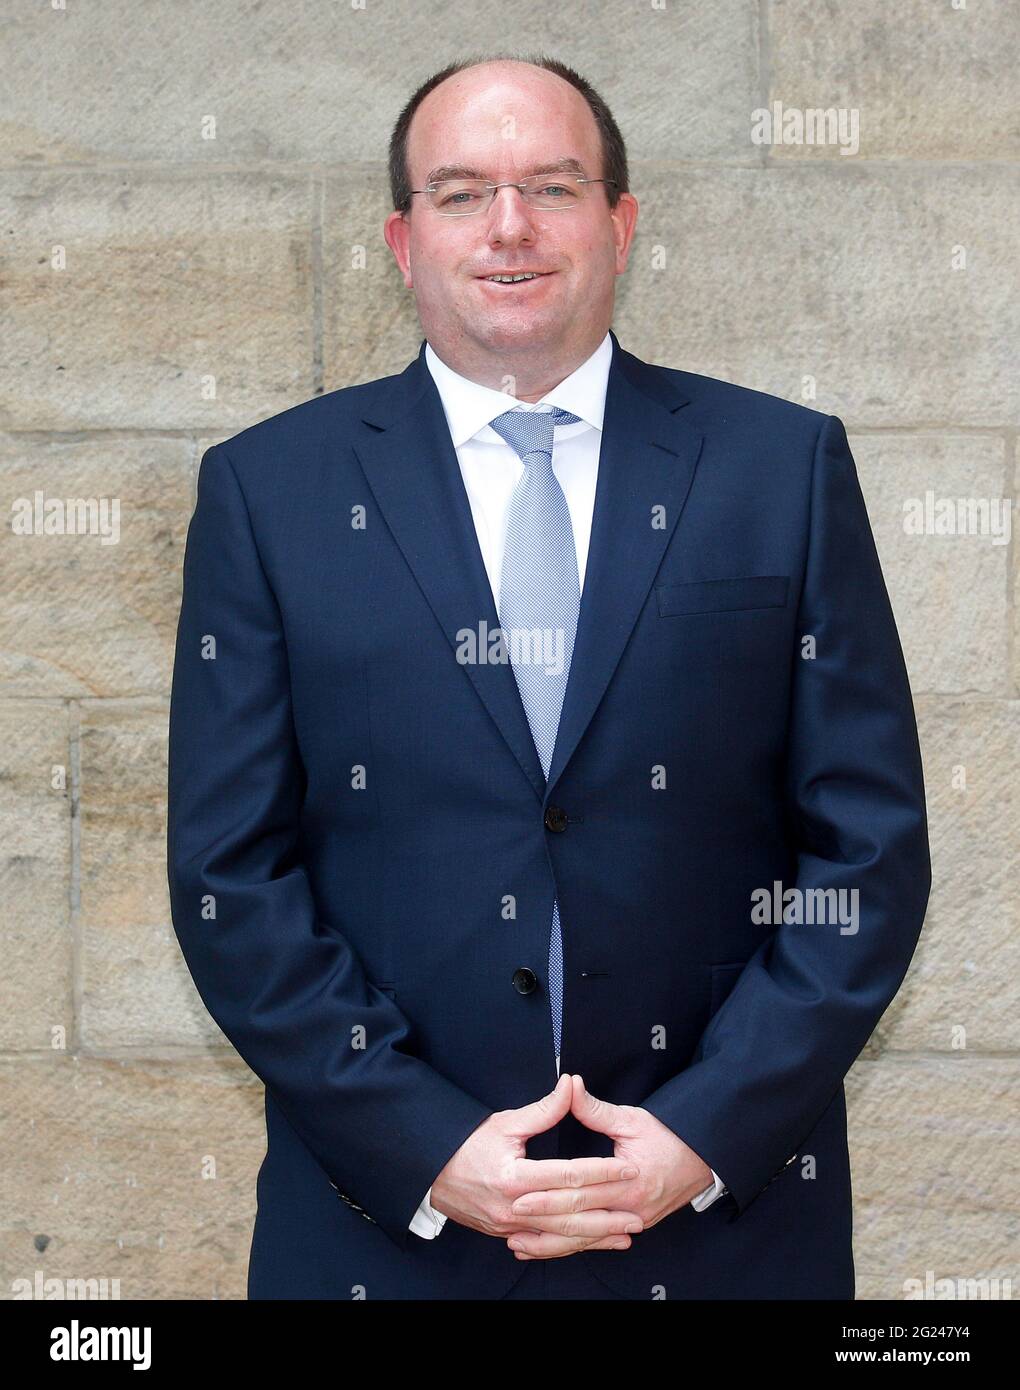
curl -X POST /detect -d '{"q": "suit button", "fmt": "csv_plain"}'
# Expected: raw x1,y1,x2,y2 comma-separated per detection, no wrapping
544,805,568,832
512,967,538,995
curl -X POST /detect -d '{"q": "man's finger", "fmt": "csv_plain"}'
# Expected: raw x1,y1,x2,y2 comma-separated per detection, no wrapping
512,1238,633,1260
505,1207,643,1240
509,1224,636,1259
508,1156,638,1196
568,1073,627,1136
503,1072,573,1138
510,1177,641,1218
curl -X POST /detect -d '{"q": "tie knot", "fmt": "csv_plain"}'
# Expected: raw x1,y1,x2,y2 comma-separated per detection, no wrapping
488,406,582,464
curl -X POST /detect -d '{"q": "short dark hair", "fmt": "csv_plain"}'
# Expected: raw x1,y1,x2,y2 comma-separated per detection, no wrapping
388,52,629,215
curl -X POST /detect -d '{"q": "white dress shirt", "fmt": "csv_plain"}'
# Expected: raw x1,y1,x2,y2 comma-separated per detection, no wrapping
406,333,727,1238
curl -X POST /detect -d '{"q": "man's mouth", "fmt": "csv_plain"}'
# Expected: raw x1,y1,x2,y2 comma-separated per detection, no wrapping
477,271,553,285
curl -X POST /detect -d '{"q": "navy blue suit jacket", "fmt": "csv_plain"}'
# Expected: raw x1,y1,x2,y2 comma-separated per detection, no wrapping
167,330,931,1299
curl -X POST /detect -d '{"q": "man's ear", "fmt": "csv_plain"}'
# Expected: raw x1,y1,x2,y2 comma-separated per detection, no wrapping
383,209,413,289
611,191,639,274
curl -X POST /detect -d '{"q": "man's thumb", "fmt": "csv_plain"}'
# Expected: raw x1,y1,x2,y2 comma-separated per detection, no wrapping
569,1074,621,1134
507,1071,573,1137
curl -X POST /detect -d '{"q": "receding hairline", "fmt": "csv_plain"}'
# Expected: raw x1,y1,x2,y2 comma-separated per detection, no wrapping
389,52,629,215
417,55,588,97
406,59,606,174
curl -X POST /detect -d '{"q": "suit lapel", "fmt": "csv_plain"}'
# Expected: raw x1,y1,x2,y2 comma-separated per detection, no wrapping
544,332,705,791
350,331,705,804
352,347,548,802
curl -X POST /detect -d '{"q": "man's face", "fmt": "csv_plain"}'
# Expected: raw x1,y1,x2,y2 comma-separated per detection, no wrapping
384,61,638,384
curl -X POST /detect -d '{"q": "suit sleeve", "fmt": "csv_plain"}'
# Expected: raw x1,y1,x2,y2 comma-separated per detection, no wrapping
167,444,492,1249
640,414,932,1216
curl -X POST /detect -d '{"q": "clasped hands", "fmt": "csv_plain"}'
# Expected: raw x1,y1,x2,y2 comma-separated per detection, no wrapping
429,1072,713,1260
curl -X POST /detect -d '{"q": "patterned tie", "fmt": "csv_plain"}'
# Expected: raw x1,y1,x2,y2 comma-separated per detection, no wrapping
488,405,582,1062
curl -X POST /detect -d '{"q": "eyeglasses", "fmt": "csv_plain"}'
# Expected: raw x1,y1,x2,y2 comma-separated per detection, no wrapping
407,172,618,216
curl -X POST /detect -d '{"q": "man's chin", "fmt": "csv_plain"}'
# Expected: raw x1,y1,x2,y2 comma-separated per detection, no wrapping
473,314,559,351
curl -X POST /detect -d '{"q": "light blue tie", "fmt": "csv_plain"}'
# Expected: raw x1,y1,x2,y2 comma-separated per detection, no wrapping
488,405,582,1061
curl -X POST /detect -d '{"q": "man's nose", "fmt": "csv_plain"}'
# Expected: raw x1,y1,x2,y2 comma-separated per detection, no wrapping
484,185,538,242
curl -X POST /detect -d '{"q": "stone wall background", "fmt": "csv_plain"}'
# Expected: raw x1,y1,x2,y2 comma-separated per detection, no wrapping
1,0,1016,1301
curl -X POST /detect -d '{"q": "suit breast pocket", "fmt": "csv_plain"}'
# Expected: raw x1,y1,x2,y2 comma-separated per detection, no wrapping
656,575,790,616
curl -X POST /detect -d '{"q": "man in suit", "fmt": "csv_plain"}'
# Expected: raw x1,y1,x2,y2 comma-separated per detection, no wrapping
167,54,931,1300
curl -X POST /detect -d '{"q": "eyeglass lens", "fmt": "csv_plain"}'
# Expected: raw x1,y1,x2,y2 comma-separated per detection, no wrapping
427,174,587,213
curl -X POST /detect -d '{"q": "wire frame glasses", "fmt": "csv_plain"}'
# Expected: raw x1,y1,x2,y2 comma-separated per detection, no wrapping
408,172,618,216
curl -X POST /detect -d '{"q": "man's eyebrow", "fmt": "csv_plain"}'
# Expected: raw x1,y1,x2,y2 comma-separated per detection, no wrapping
425,157,587,183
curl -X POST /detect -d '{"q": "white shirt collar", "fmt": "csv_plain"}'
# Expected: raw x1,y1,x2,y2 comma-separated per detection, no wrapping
424,332,612,449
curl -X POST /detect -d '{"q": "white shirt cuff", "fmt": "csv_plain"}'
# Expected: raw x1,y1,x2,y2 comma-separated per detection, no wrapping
690,1167,728,1211
408,1184,448,1239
